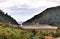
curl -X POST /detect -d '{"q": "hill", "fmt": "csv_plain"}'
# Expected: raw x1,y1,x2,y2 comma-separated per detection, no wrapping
23,6,60,26
0,10,18,25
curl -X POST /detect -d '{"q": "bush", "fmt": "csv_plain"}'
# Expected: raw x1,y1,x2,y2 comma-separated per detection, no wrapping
36,30,60,39
0,27,35,39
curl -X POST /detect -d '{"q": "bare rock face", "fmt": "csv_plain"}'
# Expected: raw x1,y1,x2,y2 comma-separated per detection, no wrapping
23,6,60,26
0,10,19,25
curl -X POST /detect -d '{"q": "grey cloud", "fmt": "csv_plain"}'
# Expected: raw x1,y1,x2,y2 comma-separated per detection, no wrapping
8,5,47,15
6,5,47,21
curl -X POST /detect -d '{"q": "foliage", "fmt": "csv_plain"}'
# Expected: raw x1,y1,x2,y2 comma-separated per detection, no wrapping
0,25,60,39
0,26,34,39
36,30,60,39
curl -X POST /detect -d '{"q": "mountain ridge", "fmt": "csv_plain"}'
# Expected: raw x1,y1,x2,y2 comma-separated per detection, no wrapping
0,9,19,25
23,6,60,26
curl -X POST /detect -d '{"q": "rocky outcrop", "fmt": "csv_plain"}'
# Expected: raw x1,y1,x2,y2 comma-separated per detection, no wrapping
0,10,19,25
23,6,60,26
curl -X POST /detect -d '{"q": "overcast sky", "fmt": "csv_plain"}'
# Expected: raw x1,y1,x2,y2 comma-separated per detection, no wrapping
0,0,60,22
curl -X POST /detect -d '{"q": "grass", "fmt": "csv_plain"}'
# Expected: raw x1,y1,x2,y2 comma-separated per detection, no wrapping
0,26,21,39
0,25,60,39
0,26,34,39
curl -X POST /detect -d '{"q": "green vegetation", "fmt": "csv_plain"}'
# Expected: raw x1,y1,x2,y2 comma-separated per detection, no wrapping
36,30,60,39
0,26,34,39
0,26,60,39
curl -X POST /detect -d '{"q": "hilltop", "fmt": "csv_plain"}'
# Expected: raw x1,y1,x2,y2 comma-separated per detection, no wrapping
23,6,60,26
0,10,18,25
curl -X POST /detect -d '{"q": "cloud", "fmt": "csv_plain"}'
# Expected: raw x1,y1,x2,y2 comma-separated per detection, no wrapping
5,5,47,22
0,0,60,8
0,0,7,3
0,0,60,22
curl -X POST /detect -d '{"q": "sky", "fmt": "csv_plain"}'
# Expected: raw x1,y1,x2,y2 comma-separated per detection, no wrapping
0,0,60,22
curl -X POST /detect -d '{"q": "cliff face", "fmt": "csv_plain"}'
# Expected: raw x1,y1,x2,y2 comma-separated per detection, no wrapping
0,10,19,25
23,6,60,26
